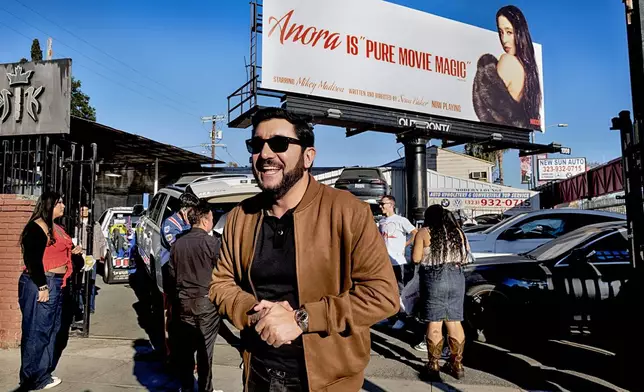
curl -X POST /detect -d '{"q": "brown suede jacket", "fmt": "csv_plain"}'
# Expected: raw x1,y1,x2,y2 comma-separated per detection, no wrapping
209,175,399,391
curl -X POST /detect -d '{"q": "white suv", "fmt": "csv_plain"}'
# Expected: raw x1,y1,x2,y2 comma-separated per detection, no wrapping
135,174,260,293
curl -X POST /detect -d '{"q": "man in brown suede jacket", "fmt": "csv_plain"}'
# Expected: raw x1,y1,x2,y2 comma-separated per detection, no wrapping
209,107,399,392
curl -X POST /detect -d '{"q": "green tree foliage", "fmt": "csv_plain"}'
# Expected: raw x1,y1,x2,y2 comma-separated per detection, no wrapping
30,39,43,62
19,58,29,64
71,77,97,121
464,143,495,163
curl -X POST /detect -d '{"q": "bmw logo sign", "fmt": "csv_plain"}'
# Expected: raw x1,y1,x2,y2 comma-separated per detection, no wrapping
441,199,450,208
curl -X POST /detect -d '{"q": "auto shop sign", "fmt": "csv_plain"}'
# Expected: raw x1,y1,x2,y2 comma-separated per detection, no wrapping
537,158,586,181
428,189,537,212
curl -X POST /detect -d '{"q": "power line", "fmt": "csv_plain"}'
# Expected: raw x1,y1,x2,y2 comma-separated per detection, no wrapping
0,19,201,121
9,0,199,105
0,6,201,116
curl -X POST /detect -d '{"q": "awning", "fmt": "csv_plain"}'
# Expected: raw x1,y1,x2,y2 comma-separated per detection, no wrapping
70,116,222,166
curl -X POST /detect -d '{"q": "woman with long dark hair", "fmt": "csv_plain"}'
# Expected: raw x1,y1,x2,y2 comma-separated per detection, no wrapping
17,191,81,390
473,5,542,129
412,204,472,379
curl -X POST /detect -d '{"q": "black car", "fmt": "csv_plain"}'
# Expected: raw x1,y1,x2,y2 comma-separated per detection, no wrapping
334,167,390,200
464,221,632,345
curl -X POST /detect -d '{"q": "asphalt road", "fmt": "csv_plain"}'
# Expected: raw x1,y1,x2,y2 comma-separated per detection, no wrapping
88,274,629,392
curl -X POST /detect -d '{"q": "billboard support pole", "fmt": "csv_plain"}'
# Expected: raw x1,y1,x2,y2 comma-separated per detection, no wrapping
401,136,428,224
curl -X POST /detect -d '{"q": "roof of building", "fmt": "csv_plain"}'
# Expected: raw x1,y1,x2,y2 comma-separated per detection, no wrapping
381,145,495,167
70,116,222,166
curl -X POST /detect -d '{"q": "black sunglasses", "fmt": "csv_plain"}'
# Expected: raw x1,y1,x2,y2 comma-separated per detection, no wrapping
245,135,305,154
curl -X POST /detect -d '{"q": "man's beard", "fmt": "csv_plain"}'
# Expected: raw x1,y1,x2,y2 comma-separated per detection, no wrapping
253,154,306,201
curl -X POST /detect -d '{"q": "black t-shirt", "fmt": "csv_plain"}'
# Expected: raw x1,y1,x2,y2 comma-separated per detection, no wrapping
248,209,304,375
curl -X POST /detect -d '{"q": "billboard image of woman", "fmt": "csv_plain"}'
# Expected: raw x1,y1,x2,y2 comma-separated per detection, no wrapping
472,5,542,130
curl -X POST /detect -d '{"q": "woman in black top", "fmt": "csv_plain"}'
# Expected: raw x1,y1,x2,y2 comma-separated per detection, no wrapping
17,191,80,391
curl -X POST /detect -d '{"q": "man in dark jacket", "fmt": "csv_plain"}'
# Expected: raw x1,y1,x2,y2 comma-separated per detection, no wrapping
168,200,222,392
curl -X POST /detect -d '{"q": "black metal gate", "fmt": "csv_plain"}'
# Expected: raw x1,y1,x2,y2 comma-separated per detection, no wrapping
1,135,98,337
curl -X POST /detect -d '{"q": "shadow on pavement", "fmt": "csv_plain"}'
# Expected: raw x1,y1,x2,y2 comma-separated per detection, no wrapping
132,339,181,391
127,264,166,355
372,322,628,391
463,340,624,391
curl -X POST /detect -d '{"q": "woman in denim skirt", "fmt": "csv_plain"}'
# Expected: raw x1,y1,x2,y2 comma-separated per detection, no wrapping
17,191,82,390
412,204,472,379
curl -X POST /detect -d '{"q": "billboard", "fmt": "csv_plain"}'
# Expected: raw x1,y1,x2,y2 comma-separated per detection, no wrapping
261,0,545,131
428,189,536,212
520,153,547,185
0,59,72,136
537,158,587,181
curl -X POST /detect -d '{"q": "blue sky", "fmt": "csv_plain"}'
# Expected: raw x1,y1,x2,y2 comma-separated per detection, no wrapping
0,0,633,189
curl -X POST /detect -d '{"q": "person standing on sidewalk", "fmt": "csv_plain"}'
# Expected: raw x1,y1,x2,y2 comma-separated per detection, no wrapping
167,200,222,392
18,191,82,391
210,107,399,392
412,204,471,380
159,192,199,367
75,205,107,315
378,195,417,329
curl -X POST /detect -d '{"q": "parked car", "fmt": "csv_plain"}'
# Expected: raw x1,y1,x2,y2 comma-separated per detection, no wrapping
464,221,632,345
463,224,494,233
474,213,512,226
466,209,626,258
135,174,260,293
97,206,144,284
333,167,390,200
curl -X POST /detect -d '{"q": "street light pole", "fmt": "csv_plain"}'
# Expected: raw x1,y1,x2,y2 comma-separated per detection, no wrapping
531,123,568,189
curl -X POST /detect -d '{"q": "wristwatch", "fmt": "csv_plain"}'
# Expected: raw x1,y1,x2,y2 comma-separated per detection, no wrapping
38,285,49,292
294,307,309,333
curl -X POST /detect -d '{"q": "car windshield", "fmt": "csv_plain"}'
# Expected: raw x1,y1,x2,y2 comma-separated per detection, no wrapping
339,169,380,179
110,212,139,227
527,224,611,261
481,213,526,234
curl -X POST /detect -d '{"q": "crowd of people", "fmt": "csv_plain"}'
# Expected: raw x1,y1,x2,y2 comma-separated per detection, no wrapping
16,107,472,392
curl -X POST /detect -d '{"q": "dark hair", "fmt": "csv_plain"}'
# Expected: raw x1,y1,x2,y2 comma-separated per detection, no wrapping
180,192,200,209
20,191,61,247
251,107,315,148
496,5,542,125
187,200,211,226
422,204,466,262
381,195,396,204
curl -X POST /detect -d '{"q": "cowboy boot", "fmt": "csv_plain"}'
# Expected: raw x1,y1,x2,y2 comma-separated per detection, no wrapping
444,336,465,379
425,338,443,378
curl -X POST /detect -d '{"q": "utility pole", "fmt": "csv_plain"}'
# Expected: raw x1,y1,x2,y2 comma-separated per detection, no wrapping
201,115,225,166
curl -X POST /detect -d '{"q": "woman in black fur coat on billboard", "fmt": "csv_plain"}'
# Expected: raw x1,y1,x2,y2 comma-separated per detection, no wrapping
473,5,542,130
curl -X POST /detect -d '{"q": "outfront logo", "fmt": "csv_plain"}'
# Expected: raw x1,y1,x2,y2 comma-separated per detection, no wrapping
398,117,451,133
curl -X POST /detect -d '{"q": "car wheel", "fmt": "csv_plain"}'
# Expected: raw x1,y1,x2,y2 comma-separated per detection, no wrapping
465,284,510,344
103,251,114,285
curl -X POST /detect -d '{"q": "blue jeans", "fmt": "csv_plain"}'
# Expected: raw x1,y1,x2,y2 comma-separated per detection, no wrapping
18,273,64,390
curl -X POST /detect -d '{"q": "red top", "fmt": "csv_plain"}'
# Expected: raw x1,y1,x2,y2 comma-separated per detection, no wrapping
43,224,73,287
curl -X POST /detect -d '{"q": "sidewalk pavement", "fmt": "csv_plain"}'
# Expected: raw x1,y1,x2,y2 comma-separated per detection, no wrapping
0,337,530,392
